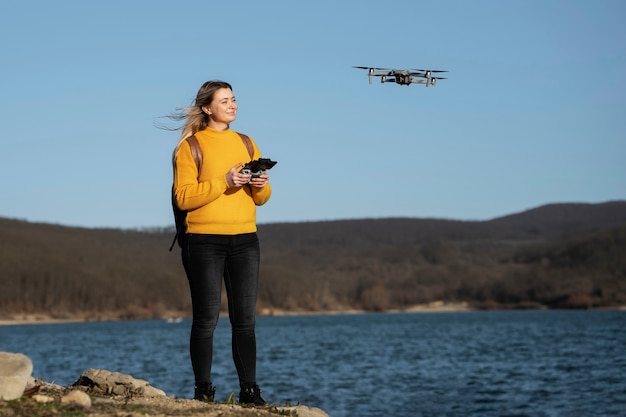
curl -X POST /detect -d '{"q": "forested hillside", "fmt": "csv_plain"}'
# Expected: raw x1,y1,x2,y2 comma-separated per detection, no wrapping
1,201,625,321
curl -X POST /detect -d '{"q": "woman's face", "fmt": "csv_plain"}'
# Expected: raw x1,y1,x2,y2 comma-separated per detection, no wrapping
204,88,237,128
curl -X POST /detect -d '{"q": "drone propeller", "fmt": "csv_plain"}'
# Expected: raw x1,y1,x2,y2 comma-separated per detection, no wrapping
355,66,447,72
353,66,376,84
412,69,448,73
353,66,392,70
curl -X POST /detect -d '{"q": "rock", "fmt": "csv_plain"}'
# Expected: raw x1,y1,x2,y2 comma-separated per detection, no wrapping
61,389,92,408
0,352,33,400
277,405,330,417
72,368,166,398
32,394,54,403
25,376,64,393
91,396,116,405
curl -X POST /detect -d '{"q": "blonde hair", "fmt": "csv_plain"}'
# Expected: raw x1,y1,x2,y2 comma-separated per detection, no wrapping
170,80,233,162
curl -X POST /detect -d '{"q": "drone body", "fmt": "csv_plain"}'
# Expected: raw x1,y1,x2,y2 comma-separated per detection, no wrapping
353,66,448,86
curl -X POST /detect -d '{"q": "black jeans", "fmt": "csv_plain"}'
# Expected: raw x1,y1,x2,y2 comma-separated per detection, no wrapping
182,232,260,389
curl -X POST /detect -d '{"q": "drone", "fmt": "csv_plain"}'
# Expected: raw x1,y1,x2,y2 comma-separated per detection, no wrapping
353,66,448,86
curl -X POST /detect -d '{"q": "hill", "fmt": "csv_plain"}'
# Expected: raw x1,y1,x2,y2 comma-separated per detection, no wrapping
1,201,625,321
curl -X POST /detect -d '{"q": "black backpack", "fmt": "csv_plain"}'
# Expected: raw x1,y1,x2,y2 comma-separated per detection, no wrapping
169,133,254,251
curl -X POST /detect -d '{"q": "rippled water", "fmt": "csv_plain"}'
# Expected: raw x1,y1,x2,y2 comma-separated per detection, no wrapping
2,311,625,417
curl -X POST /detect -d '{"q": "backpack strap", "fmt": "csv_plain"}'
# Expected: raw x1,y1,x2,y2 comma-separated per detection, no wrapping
186,135,202,172
237,132,254,159
169,135,201,252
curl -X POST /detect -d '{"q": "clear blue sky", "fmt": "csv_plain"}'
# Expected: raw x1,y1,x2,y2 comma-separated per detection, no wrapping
1,0,624,229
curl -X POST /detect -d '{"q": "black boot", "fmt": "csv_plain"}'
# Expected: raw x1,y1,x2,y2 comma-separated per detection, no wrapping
194,382,216,402
239,384,268,407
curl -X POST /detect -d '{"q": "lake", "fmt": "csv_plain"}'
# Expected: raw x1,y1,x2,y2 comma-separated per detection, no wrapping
1,310,625,417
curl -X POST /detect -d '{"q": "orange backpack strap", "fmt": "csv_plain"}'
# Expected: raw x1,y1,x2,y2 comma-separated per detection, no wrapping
237,132,254,159
169,135,201,252
186,135,203,173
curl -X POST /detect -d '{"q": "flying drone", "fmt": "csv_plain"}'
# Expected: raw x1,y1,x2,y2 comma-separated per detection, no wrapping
353,66,448,86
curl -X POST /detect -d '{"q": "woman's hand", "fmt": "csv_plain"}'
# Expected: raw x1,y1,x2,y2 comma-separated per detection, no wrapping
248,173,269,188
226,163,251,188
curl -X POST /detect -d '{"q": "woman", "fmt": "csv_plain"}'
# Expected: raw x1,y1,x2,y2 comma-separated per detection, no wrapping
171,80,272,406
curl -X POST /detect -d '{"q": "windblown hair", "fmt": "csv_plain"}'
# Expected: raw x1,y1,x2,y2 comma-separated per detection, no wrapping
170,80,233,162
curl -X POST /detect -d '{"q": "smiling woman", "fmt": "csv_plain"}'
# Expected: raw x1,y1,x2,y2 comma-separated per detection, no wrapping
169,80,274,407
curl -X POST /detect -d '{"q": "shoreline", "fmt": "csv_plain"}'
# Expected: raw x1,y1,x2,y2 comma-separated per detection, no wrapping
0,302,470,326
2,303,624,326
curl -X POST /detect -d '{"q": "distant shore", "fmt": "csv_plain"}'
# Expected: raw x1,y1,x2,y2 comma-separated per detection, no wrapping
0,302,471,326
2,302,624,326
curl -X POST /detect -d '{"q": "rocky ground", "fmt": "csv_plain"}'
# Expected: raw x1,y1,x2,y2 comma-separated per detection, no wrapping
0,376,328,417
2,394,299,417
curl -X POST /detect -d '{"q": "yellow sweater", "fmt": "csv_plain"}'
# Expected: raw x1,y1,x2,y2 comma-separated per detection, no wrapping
173,127,272,235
